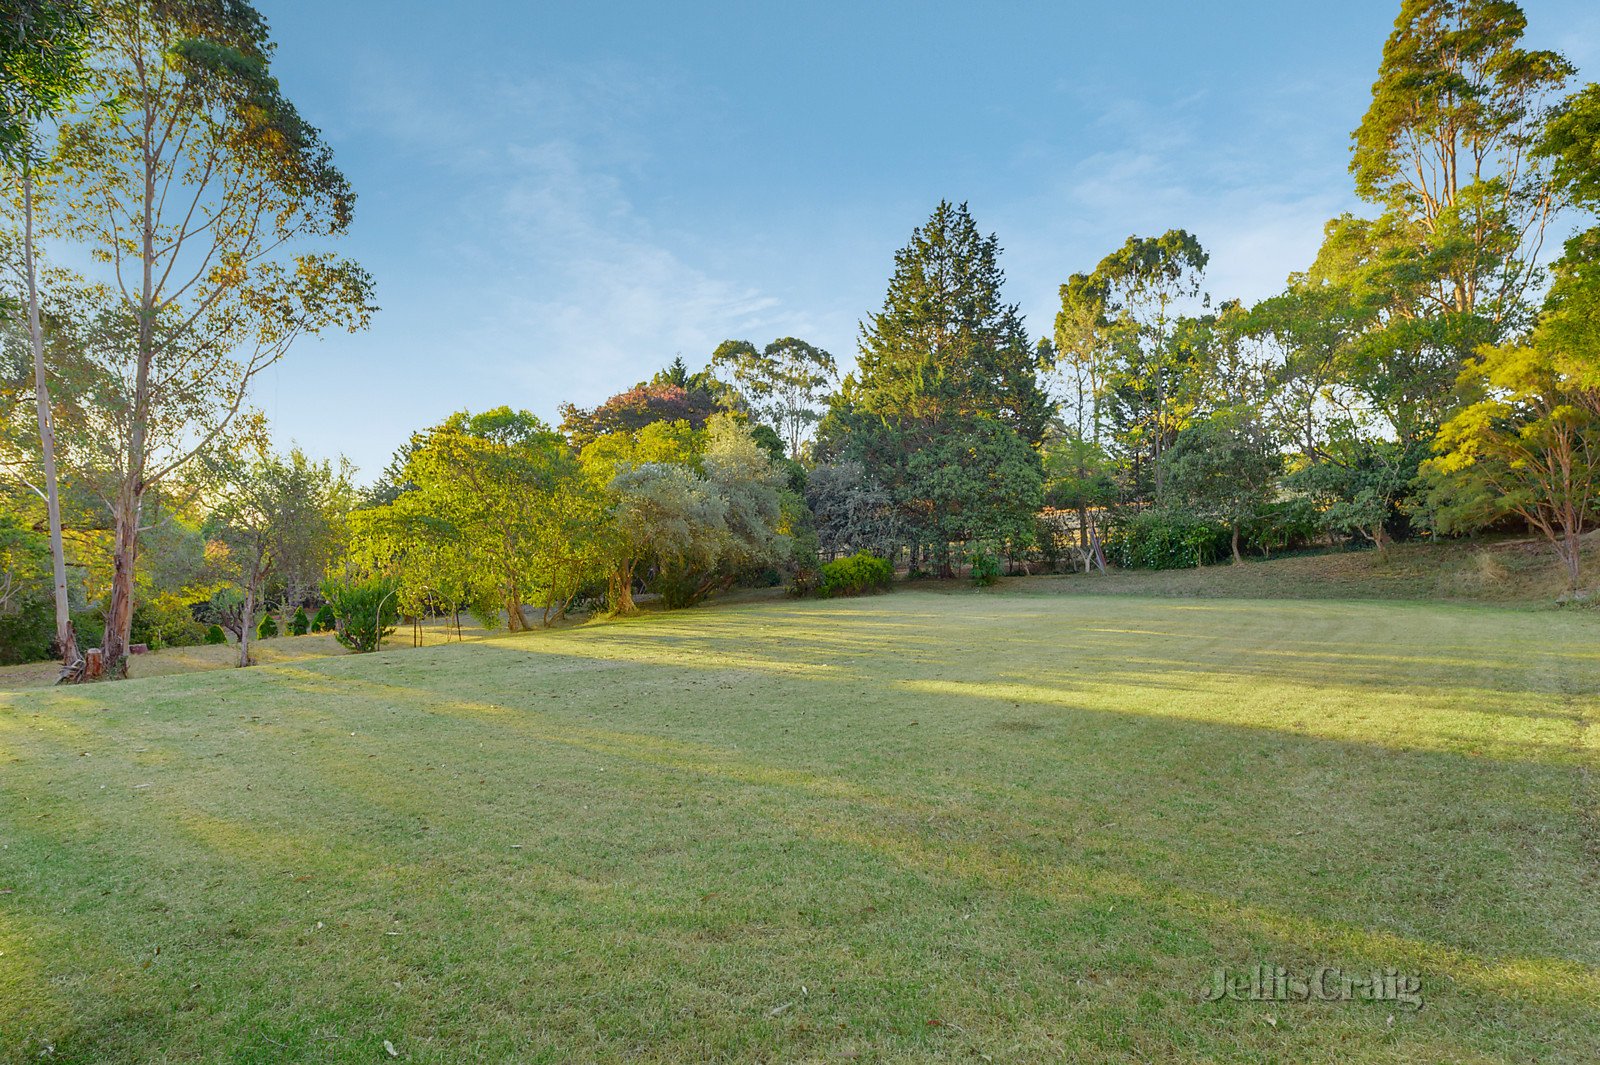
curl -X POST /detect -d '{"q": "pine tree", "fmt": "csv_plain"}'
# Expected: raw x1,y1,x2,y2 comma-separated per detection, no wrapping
826,202,1047,568
854,200,1050,445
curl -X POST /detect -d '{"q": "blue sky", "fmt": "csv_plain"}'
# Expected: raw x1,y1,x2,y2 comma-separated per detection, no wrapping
259,0,1598,478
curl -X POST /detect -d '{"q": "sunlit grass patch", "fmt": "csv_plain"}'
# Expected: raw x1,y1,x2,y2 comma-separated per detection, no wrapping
0,589,1596,1062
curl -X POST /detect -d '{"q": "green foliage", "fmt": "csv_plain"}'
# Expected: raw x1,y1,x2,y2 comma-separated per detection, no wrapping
321,576,397,653
968,545,1002,587
204,624,227,645
0,515,52,663
289,607,309,636
818,551,894,598
0,0,93,167
256,613,277,640
903,414,1044,553
1245,498,1323,557
311,603,335,633
0,598,53,665
358,407,604,630
1425,323,1600,590
712,336,837,458
1107,510,1230,570
596,416,789,611
824,201,1049,567
1290,441,1419,549
853,201,1050,447
131,594,208,650
1165,410,1282,560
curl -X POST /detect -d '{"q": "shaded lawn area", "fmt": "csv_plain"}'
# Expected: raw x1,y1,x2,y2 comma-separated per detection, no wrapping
1,590,1596,1063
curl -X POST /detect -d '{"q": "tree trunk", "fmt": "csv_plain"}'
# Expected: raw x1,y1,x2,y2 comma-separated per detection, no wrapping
506,596,527,631
1231,524,1242,564
102,491,141,677
610,561,637,615
21,168,80,679
238,582,254,667
1560,523,1583,593
103,85,160,680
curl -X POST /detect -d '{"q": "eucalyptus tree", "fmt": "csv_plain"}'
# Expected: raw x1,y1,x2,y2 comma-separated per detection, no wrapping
1424,80,1600,590
1351,0,1573,332
1089,230,1208,503
711,336,837,459
1052,275,1110,447
52,0,372,674
1,0,92,674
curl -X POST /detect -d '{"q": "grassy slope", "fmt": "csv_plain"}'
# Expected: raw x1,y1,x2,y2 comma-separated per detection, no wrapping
1022,533,1600,605
1,589,1597,1063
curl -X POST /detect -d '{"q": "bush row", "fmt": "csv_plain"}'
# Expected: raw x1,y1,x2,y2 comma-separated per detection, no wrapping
816,551,895,597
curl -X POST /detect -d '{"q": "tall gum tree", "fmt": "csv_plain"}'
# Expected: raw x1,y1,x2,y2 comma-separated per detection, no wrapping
1,0,92,677
53,0,372,674
1352,0,1573,330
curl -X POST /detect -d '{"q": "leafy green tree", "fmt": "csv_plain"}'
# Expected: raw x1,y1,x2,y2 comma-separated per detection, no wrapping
602,416,786,609
1042,428,1116,549
1,0,91,675
1427,335,1598,590
1052,277,1110,448
578,418,703,613
206,446,347,667
1085,230,1209,503
321,575,397,653
289,606,308,636
1424,82,1600,592
712,336,836,458
1165,410,1283,563
827,201,1047,568
1290,439,1416,553
1352,0,1572,331
391,408,601,630
903,414,1042,560
51,0,373,674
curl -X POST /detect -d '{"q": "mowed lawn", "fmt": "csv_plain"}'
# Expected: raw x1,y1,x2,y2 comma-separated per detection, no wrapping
1,591,1597,1063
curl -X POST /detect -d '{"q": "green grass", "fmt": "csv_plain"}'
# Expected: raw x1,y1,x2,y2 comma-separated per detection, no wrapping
1,588,1597,1062
1022,531,1600,605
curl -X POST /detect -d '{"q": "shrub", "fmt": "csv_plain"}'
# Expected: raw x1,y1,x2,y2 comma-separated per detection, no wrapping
321,577,398,653
0,599,54,665
1244,497,1322,557
257,613,278,639
969,545,1002,587
71,609,104,651
818,551,894,597
204,624,227,645
787,568,821,598
1106,510,1230,570
311,603,335,632
290,607,310,636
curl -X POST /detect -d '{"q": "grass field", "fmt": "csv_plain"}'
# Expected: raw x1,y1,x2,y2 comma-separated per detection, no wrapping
2,587,1597,1062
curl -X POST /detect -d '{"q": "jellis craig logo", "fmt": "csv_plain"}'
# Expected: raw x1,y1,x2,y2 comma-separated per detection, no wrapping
1201,965,1424,1010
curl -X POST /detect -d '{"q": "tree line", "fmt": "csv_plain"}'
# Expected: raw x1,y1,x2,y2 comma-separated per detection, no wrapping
3,0,1600,680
